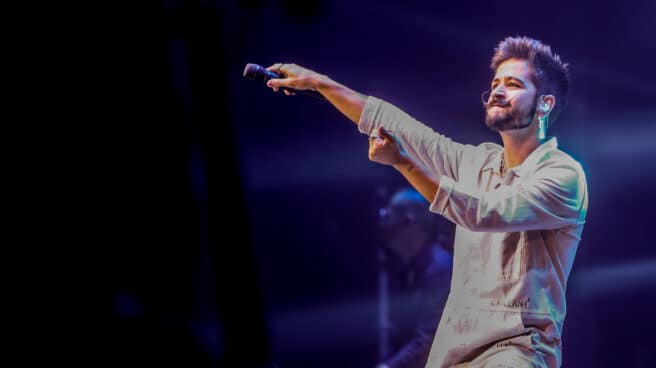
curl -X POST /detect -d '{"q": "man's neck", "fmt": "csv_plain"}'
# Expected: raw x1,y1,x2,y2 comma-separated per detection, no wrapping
500,125,543,170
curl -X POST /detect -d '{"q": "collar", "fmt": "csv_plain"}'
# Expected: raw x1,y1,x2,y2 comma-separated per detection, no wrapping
482,137,558,178
482,149,504,176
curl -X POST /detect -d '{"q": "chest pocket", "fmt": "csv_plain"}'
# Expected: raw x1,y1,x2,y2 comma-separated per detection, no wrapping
460,231,525,288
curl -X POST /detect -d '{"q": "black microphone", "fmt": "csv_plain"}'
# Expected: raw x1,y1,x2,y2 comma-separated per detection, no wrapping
242,63,326,101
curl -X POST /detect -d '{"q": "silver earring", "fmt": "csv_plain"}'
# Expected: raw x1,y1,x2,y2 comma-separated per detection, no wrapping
538,115,547,140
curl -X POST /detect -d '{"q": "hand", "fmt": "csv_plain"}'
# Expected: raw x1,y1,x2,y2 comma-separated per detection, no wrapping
265,63,326,95
368,127,407,166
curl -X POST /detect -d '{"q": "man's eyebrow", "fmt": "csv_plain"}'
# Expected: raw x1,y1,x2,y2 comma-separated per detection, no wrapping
507,77,526,85
491,76,527,85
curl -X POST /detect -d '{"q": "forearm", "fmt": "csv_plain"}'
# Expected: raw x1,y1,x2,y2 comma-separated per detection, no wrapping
393,158,440,203
432,173,585,232
315,75,367,125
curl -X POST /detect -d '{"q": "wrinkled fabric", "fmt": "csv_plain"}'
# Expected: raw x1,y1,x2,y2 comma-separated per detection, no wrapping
359,96,588,368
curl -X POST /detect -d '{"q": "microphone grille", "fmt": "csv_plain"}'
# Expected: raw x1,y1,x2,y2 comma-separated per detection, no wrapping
243,63,261,80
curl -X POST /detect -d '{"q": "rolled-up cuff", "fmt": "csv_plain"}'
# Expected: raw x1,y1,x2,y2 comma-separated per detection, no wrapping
430,175,455,215
358,96,383,136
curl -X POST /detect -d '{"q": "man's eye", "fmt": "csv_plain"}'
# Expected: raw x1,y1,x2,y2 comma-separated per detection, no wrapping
508,83,520,88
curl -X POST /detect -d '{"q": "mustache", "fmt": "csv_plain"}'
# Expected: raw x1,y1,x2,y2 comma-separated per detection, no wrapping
487,100,510,108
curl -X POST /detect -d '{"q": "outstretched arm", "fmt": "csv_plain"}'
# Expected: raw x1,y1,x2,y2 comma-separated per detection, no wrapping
265,63,473,183
265,63,366,125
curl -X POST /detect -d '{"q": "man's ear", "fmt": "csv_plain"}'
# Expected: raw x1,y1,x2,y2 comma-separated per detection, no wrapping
539,95,555,115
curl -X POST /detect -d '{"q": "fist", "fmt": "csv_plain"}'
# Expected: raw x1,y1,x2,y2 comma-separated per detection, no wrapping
265,63,325,95
368,127,406,166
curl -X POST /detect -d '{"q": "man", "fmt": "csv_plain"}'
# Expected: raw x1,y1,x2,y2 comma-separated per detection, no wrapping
376,187,452,368
265,36,588,367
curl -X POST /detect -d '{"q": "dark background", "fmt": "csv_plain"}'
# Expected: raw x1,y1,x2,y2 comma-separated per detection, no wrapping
108,0,656,367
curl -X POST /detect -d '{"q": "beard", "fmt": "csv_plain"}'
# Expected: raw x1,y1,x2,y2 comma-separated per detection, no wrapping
485,100,537,132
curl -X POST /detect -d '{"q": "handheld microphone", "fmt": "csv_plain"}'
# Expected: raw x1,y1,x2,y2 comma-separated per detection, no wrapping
242,63,326,101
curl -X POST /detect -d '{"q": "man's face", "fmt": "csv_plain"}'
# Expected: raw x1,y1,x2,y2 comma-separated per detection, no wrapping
485,58,539,132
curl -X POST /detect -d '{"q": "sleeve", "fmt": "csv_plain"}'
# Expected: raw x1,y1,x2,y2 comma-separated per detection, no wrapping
429,161,588,232
358,95,476,182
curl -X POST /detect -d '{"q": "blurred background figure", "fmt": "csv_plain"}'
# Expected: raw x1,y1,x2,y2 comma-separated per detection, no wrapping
375,187,453,368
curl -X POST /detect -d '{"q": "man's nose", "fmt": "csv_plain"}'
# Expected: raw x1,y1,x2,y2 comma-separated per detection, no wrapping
491,84,506,97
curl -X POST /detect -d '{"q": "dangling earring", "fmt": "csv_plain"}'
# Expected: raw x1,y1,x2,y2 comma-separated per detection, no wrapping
538,115,547,140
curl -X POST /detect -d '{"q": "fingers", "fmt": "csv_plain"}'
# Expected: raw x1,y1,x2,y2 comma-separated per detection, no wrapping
369,128,392,145
368,138,391,163
368,137,387,160
264,63,286,92
377,127,393,140
265,63,315,96
369,135,384,146
265,63,282,71
266,77,285,92
265,63,285,77
266,63,301,91
368,131,401,165
266,63,293,78
267,78,296,91
268,81,300,95
266,79,279,92
266,63,290,73
266,82,295,95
